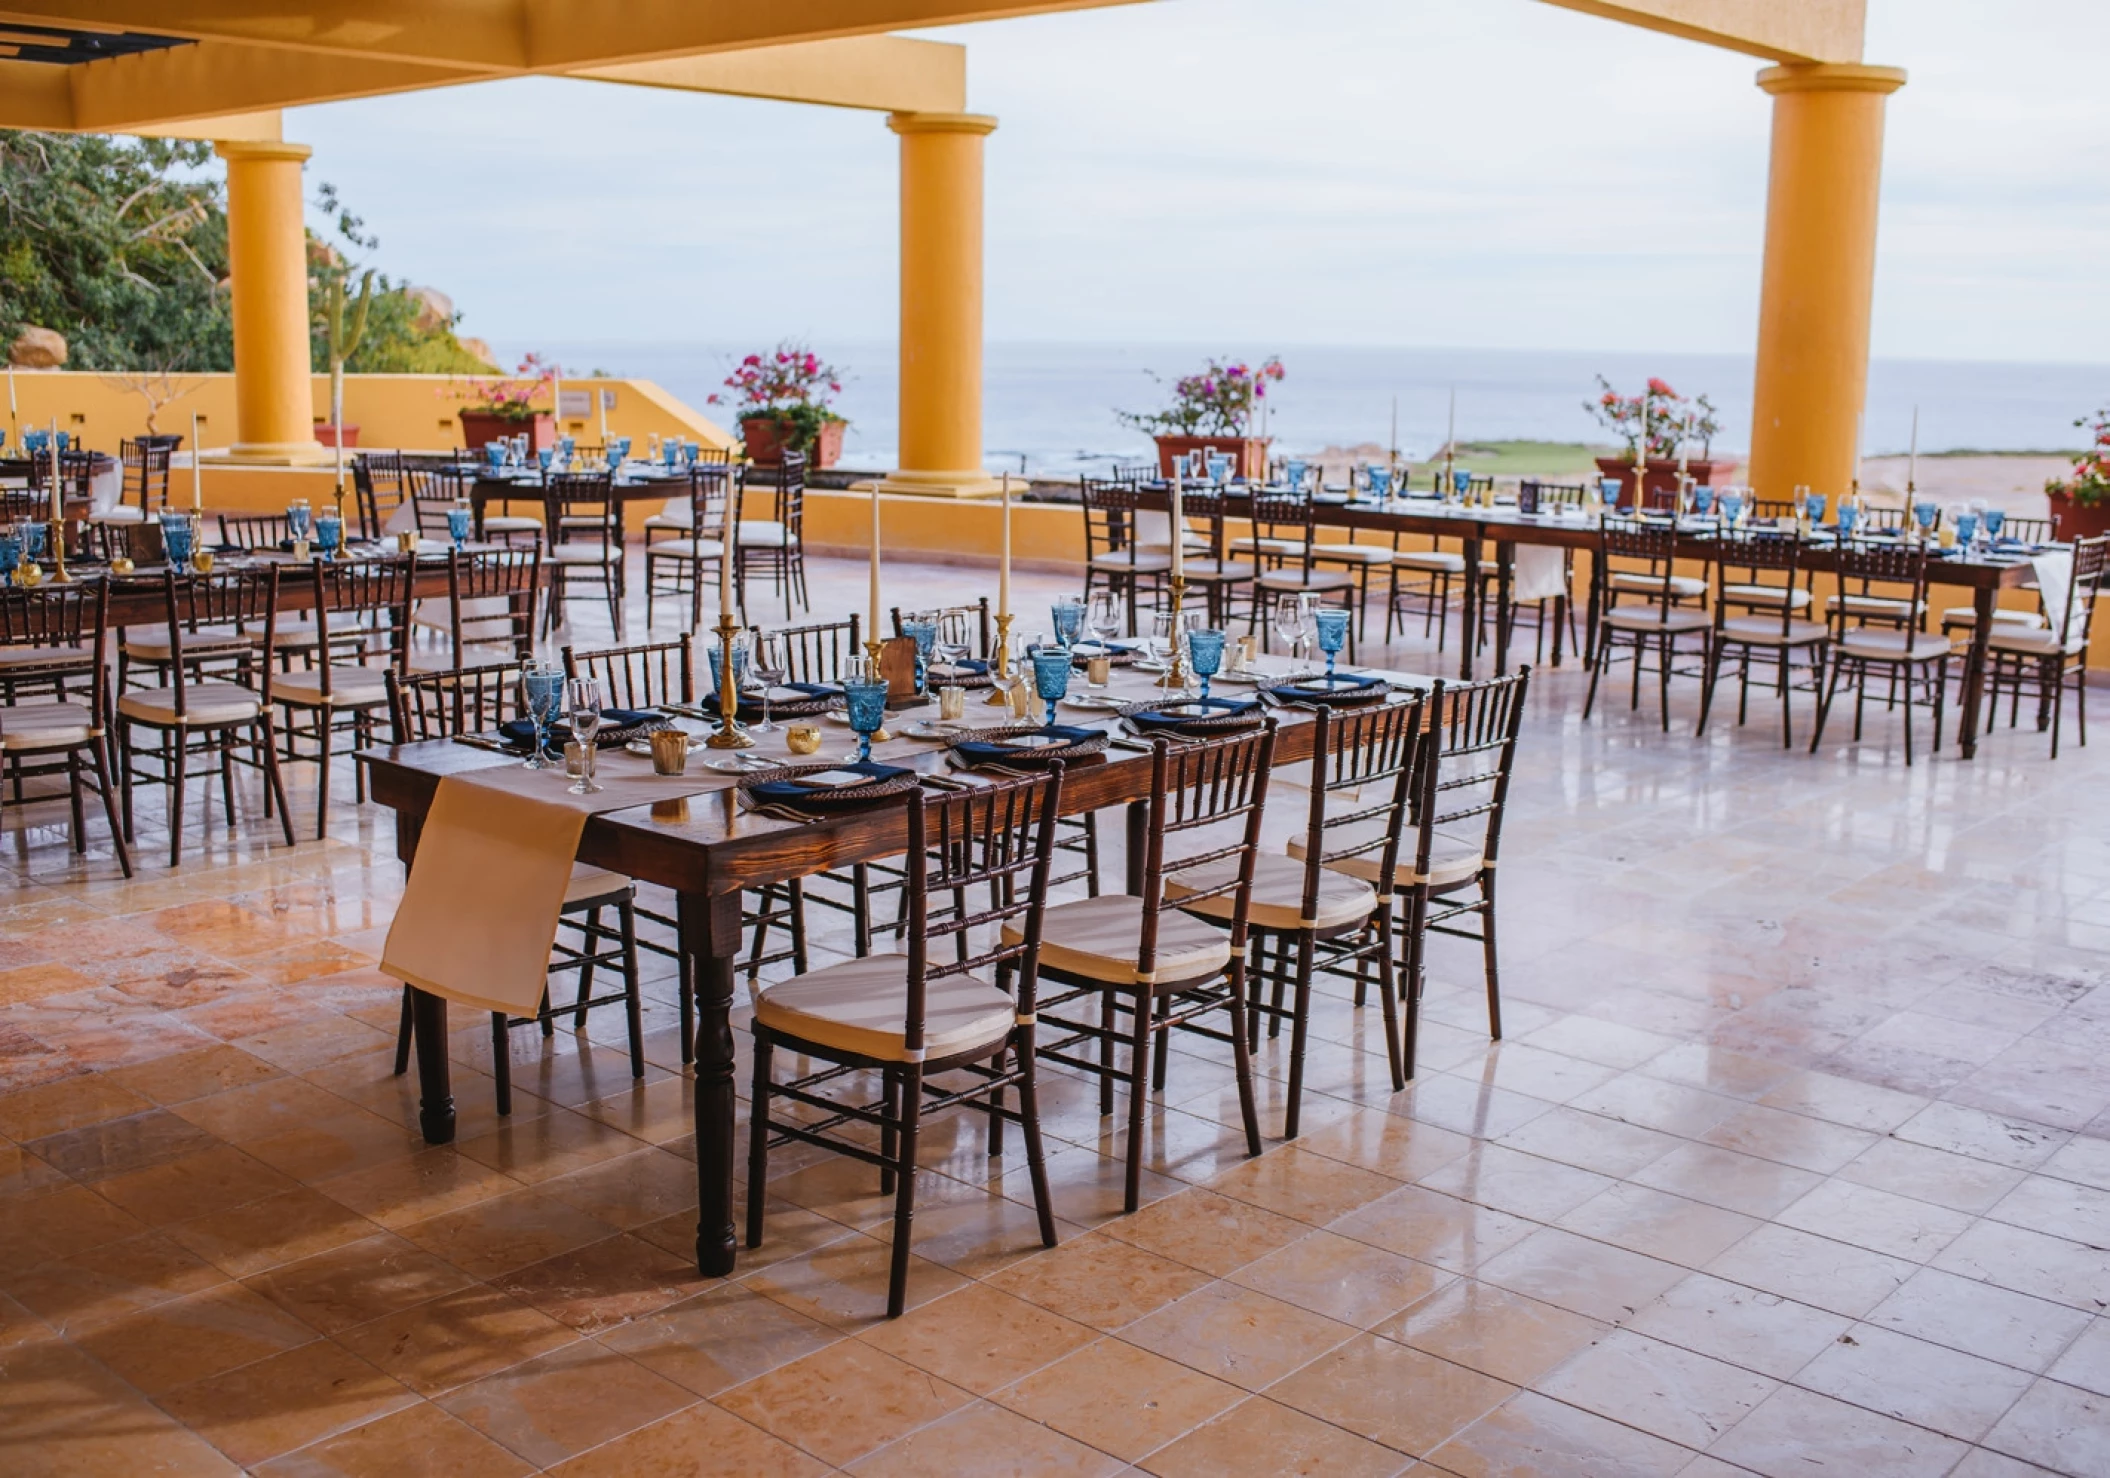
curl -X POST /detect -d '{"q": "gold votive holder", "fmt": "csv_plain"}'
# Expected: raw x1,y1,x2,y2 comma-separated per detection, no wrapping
192,550,215,574
291,539,311,562
649,727,690,776
17,563,41,587
1085,656,1111,688
938,686,967,721
785,724,823,756
396,530,419,553
563,741,587,779
109,556,135,576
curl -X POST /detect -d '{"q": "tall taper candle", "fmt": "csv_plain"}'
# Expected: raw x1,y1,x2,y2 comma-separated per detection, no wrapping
50,418,60,522
868,481,882,640
191,412,204,508
1907,405,1919,491
998,472,1012,618
721,496,736,619
1169,463,1184,582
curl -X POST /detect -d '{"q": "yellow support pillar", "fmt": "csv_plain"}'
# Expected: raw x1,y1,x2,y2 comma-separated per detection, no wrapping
877,111,1003,499
1747,63,1906,501
214,140,327,465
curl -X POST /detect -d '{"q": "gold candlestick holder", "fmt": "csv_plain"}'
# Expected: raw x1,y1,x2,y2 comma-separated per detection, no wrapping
1159,573,1190,691
861,637,892,742
987,610,1014,706
706,613,755,750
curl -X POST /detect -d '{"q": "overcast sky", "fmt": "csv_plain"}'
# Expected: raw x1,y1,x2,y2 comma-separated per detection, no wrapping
285,0,2110,365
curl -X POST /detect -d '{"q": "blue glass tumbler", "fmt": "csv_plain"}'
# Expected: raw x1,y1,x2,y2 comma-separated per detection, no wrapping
843,667,890,763
1187,628,1226,703
1314,607,1350,684
1030,646,1072,728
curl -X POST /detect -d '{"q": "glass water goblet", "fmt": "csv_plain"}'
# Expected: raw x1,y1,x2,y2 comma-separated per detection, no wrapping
1085,589,1123,648
843,661,890,763
1983,508,2007,544
1187,628,1226,703
520,659,563,770
933,636,970,687
447,499,472,548
0,531,20,582
315,512,343,558
565,678,603,793
1913,501,1939,539
749,632,788,732
1030,645,1072,728
1313,608,1350,684
901,614,938,693
1050,596,1086,649
156,514,188,567
286,499,312,541
708,633,748,720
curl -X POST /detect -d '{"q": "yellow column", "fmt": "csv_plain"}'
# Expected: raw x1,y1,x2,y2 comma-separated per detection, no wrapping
1747,63,1906,501
877,112,1002,499
214,140,327,465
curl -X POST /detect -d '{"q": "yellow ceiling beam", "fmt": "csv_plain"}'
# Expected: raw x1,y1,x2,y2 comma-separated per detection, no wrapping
132,109,285,142
0,57,71,126
64,39,482,130
1535,0,1865,64
573,35,966,114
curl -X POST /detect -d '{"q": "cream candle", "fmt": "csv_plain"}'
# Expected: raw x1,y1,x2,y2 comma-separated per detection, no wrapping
868,481,882,640
191,412,203,509
1169,463,1184,581
50,418,61,524
998,472,1012,618
1907,405,1919,490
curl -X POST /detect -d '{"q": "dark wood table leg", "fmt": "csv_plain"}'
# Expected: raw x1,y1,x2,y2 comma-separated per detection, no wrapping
684,888,746,1277
1460,536,1481,680
1956,585,1996,759
1494,542,1515,675
410,988,456,1144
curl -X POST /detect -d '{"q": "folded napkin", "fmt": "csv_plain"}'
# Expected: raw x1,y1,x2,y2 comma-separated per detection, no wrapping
924,659,990,681
498,708,659,750
736,682,838,719
1127,697,1262,734
953,724,1100,768
745,760,913,812
1511,545,1569,604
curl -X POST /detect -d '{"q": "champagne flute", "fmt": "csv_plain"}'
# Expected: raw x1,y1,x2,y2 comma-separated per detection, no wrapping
749,632,788,733
565,677,603,793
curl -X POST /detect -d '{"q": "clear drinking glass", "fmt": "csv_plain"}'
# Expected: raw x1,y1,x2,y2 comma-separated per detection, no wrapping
565,677,603,794
749,633,788,732
520,659,563,770
1187,628,1226,703
901,615,938,693
1313,607,1350,684
1030,645,1072,727
708,633,747,720
933,636,970,686
1085,589,1122,648
843,661,890,763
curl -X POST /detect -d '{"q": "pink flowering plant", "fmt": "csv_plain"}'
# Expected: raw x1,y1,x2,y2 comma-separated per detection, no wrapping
1118,356,1286,437
710,342,846,456
2046,407,2110,509
445,352,560,422
1586,374,1720,461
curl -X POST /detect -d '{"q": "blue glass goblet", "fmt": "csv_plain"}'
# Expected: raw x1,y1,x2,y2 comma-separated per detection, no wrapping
901,618,937,693
1050,598,1085,649
484,443,507,470
1914,501,1939,536
1454,469,1473,498
1284,459,1307,491
1030,646,1072,729
1806,493,1829,526
1720,491,1745,526
1836,502,1860,537
1954,511,1979,548
843,667,890,763
1691,486,1715,518
1313,607,1350,684
20,520,48,562
315,512,343,558
707,635,748,719
0,532,19,582
1983,509,2006,542
1187,628,1226,703
447,501,472,548
286,500,311,540
1598,477,1623,508
1367,467,1392,499
537,449,554,473
156,515,189,567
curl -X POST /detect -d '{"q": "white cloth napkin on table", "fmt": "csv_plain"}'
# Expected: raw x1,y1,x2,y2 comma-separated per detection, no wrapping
1510,545,1570,604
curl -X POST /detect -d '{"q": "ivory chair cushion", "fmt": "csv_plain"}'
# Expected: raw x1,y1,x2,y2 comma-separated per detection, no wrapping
739,520,790,547
481,515,542,534
645,501,694,531
1182,559,1257,582
118,680,261,726
1720,583,1812,609
0,701,99,750
1985,627,2089,657
1165,852,1376,933
1610,571,1707,599
122,624,245,662
0,642,95,674
1315,543,1398,565
1089,551,1172,574
549,542,623,565
1003,894,1232,988
1602,606,1712,634
1392,549,1466,574
753,952,1014,1064
564,864,633,908
1826,593,1925,619
1717,615,1828,647
1255,568,1356,594
1287,826,1486,888
272,665,393,708
1230,536,1303,558
643,537,725,561
1838,631,1953,662
1941,606,2044,629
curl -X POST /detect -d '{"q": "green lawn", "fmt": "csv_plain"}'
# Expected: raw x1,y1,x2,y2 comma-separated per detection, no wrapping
1403,440,1622,479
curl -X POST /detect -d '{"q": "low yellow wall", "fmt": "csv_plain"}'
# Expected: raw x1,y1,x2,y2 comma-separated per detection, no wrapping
1,369,731,457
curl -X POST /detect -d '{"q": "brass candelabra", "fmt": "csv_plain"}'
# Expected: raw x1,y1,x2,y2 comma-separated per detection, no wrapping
705,613,755,750
1159,573,1190,691
987,611,1014,706
861,636,892,742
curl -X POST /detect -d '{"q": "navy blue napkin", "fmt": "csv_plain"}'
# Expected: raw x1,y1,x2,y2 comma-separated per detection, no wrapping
1270,672,1387,703
498,708,658,750
953,724,1099,768
735,682,839,719
1126,698,1262,733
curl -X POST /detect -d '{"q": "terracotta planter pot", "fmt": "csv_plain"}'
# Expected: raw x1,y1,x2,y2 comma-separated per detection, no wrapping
741,416,846,469
2049,491,2110,542
1155,434,1272,481
1593,456,1737,510
458,409,554,452
313,422,360,449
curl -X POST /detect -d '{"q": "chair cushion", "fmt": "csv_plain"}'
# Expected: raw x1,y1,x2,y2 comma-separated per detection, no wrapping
646,501,695,530
564,863,633,908
1089,552,1173,574
481,515,542,533
549,543,623,564
122,624,245,662
1721,582,1811,609
272,665,392,708
1137,536,1210,555
1718,615,1828,647
1391,549,1466,574
754,952,1014,1064
90,506,146,525
643,537,725,561
1610,572,1707,599
1315,543,1398,565
1826,593,1925,618
118,680,260,726
1255,568,1356,593
1182,559,1256,582
1985,628,2088,658
1005,894,1232,988
0,642,95,674
1838,631,1952,662
0,701,99,750
1165,852,1376,932
264,618,322,649
1941,606,2044,629
1602,605,1712,633
738,519,790,547
1286,826,1485,888
1229,536,1302,558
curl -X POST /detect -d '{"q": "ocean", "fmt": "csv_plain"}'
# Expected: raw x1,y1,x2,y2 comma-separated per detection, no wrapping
526,341,2110,478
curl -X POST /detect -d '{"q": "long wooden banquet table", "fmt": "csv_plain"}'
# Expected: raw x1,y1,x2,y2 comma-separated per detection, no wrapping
1130,486,2041,761
362,656,1439,1278
69,545,487,627
468,464,693,540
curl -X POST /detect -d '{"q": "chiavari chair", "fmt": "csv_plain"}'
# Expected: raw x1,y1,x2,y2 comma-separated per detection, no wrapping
643,463,738,630
1983,534,2106,759
736,452,809,619
0,582,129,875
1697,531,1829,748
1809,541,1950,766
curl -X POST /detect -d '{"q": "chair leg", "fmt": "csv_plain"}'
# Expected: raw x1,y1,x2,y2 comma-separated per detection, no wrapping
260,719,296,847
90,737,131,879
575,906,600,1029
1582,632,1607,721
1372,916,1405,1093
1695,637,1722,737
166,729,187,868
1227,959,1263,1158
745,1029,773,1247
1401,885,1430,1080
619,899,643,1078
1283,931,1316,1141
1123,987,1154,1214
66,750,86,853
1480,875,1503,1041
1809,651,1843,754
1015,1029,1059,1248
313,710,333,841
491,1012,512,1116
885,1064,925,1319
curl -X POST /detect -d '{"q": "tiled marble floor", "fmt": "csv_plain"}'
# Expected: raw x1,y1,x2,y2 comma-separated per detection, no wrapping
3,550,2108,1476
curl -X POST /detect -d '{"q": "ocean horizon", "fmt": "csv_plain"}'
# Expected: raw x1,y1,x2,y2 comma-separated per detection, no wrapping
513,340,2110,478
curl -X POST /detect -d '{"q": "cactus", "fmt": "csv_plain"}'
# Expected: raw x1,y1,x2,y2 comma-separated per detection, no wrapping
323,266,374,448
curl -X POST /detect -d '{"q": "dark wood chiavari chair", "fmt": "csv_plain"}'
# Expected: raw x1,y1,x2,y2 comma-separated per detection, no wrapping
1809,541,1950,765
1166,488,1254,628
270,556,415,835
382,662,645,1111
747,771,1067,1317
643,463,738,631
736,452,809,620
1983,534,2106,759
1245,493,1362,654
216,512,291,551
543,471,625,637
0,581,129,875
1028,725,1277,1212
440,546,541,668
351,451,409,539
1697,531,1829,748
1583,518,1712,731
1080,478,1172,634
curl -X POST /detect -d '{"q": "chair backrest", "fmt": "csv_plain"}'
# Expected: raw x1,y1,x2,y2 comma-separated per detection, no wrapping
1413,670,1528,880
1080,478,1141,562
312,555,417,678
1248,491,1319,574
0,581,110,716
0,487,49,522
892,598,992,660
1174,488,1229,562
771,452,806,536
1751,498,1797,525
160,567,277,710
218,512,291,551
898,769,1065,1057
120,439,173,514
448,546,541,665
1301,696,1426,906
1711,531,1805,639
1596,517,1685,627
1139,724,1278,975
774,616,863,685
562,634,694,708
405,464,473,538
683,463,739,541
1111,462,1156,487
2046,536,2109,649
2002,513,2055,544
386,662,521,744
544,471,617,541
1827,541,1930,638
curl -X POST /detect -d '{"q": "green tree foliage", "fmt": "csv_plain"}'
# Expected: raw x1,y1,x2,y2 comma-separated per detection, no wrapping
0,129,486,375
0,130,232,371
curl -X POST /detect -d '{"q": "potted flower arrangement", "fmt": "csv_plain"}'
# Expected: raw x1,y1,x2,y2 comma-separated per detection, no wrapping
447,354,559,451
1118,357,1284,478
1585,375,1733,506
2045,406,2110,541
710,343,847,468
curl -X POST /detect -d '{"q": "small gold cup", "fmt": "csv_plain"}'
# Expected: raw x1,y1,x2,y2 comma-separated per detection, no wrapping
649,727,690,776
938,686,967,721
563,741,588,779
18,563,41,587
192,550,215,574
290,539,311,562
109,556,135,576
1086,655,1111,688
785,724,823,756
396,530,419,553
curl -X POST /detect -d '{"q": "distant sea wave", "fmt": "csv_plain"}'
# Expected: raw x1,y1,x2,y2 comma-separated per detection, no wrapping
522,340,2108,479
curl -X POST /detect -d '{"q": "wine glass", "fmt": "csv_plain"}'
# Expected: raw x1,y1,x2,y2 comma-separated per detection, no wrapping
842,660,889,763
520,659,562,770
1187,627,1226,703
901,613,939,693
933,634,970,687
565,677,603,794
1085,589,1123,648
1030,645,1072,728
990,629,1028,715
1313,607,1350,685
749,632,788,733
1050,596,1086,649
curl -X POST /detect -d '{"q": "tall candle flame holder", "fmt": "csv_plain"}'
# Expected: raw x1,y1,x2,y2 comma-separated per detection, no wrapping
861,637,892,742
986,611,1014,706
706,612,755,750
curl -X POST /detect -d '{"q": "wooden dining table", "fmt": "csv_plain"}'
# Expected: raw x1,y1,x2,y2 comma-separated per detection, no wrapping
1130,485,2044,760
468,466,694,541
361,662,1433,1278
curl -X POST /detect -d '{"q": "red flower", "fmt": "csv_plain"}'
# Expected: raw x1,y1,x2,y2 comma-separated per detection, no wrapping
1647,377,1676,397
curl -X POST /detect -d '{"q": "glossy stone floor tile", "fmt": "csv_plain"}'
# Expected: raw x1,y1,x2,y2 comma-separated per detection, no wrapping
4,551,2108,1472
